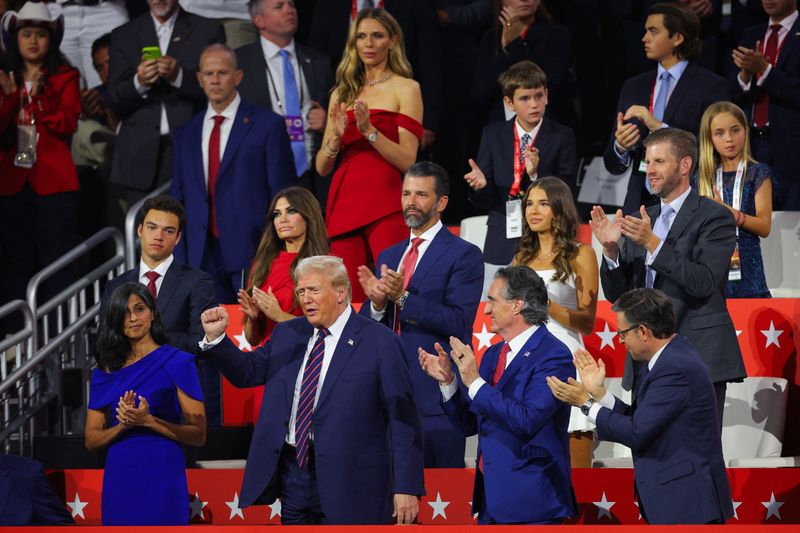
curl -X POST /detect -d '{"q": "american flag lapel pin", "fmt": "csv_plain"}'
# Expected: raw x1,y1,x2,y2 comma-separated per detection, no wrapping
523,351,530,358
347,339,354,346
172,36,182,42
243,117,250,125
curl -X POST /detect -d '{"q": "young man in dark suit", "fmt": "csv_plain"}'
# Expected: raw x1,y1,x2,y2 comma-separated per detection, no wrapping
732,0,800,209
0,454,74,525
464,60,577,267
235,0,334,206
107,0,225,203
100,195,217,421
604,2,733,214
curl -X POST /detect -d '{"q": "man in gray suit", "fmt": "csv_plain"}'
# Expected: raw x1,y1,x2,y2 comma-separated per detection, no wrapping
235,0,334,205
107,0,225,203
590,127,746,427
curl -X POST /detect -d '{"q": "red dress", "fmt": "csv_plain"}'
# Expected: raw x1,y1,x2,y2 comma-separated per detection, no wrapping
252,250,303,345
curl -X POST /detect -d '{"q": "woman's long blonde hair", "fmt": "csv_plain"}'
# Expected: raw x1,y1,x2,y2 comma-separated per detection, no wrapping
333,7,413,108
697,101,755,198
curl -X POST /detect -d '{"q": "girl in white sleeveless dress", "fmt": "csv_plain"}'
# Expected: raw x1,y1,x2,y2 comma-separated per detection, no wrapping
513,177,599,467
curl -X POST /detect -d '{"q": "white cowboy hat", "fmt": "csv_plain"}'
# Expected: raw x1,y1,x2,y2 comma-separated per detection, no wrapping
1,2,65,51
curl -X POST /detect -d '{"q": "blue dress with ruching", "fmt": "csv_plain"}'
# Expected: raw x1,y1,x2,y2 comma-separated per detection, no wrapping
88,345,203,525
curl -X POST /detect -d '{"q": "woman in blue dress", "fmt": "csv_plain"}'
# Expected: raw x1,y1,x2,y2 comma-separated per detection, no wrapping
85,282,206,525
696,101,773,298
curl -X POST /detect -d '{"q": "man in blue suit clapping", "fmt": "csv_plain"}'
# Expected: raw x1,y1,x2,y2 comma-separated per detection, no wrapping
419,266,576,524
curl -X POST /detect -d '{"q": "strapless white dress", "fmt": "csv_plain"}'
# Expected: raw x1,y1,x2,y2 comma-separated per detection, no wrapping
535,268,595,433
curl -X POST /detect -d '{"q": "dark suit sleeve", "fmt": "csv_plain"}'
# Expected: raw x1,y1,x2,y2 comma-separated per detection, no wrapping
204,335,273,388
107,27,147,118
265,115,299,190
32,464,74,525
400,245,484,340
762,62,800,112
553,126,579,196
599,239,638,303
441,384,479,437
469,126,499,210
470,348,573,440
650,206,736,299
602,84,637,176
380,334,425,496
596,368,690,452
168,271,216,354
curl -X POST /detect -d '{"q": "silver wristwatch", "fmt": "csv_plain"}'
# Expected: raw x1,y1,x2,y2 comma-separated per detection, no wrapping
366,130,378,143
396,291,409,310
580,398,595,416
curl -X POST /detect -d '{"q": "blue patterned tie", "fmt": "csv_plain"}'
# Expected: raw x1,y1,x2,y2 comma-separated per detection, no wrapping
295,327,329,468
652,71,671,122
279,49,308,176
520,133,531,168
646,204,674,288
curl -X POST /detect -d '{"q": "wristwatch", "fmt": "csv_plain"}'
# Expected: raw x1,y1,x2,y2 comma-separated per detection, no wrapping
580,398,595,416
366,129,378,143
395,291,409,310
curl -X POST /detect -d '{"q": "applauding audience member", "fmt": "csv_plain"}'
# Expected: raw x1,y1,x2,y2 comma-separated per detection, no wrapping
696,101,772,298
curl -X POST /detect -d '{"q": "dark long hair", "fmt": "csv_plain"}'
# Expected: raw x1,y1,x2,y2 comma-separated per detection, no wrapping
3,23,70,82
96,283,168,371
514,177,581,282
248,187,329,296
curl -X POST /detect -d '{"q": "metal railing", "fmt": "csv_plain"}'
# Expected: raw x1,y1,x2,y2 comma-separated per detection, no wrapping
124,181,171,270
0,228,126,455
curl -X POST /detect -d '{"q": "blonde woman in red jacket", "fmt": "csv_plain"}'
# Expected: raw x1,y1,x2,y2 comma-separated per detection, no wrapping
0,3,80,321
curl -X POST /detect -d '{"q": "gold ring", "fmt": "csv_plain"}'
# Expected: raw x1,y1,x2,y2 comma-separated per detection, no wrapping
505,23,511,27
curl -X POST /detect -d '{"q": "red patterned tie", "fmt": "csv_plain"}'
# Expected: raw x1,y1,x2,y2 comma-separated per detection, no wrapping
394,238,424,332
208,115,225,238
295,328,330,468
144,271,159,299
479,342,512,473
753,25,782,128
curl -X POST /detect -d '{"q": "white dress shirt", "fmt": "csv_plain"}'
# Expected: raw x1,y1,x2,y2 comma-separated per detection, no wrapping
260,37,313,165
133,10,184,135
440,324,540,401
586,336,674,422
138,254,174,296
369,220,443,319
201,92,241,186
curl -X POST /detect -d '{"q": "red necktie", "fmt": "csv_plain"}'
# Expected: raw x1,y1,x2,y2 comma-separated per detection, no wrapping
208,115,225,238
394,238,424,332
478,342,512,474
753,24,782,128
144,271,159,299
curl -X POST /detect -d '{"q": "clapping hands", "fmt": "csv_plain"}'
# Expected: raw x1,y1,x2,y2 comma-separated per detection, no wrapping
116,390,151,427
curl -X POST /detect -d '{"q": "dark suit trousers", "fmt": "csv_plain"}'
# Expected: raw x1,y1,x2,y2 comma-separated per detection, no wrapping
279,442,328,524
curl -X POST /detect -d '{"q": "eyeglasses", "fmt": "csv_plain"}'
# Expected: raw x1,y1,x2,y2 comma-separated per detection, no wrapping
616,324,641,341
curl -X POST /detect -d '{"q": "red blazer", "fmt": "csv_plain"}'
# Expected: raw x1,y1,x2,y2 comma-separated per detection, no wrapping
0,66,80,196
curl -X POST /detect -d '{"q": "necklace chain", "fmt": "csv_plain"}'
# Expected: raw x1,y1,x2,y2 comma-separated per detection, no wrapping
367,72,393,86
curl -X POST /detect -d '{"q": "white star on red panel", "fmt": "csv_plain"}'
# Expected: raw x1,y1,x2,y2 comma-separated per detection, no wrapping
66,492,88,520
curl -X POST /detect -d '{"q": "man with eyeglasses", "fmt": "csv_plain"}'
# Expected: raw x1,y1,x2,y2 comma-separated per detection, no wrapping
547,288,733,525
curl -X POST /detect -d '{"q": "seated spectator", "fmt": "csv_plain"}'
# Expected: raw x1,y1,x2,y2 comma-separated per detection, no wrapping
471,0,573,126
696,101,772,298
107,0,224,205
604,2,732,214
171,43,295,304
464,60,577,268
0,2,81,332
0,453,74,525
238,186,329,346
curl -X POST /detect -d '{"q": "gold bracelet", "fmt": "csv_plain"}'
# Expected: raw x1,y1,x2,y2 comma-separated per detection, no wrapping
325,139,341,158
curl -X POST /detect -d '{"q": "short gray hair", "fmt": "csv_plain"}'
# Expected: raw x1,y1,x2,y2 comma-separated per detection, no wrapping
494,266,549,326
199,43,238,69
294,255,352,304
248,0,265,19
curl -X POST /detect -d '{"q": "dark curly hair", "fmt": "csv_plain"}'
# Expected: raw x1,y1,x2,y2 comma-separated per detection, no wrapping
96,282,168,371
513,177,581,282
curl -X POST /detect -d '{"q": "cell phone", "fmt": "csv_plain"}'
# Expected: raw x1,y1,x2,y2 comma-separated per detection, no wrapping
141,46,162,61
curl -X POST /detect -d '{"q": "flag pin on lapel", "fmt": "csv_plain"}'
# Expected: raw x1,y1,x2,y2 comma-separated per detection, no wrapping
172,36,182,42
523,351,530,358
243,117,250,125
347,339,354,346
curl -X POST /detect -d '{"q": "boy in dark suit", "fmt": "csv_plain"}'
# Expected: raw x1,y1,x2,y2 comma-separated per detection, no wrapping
464,60,577,267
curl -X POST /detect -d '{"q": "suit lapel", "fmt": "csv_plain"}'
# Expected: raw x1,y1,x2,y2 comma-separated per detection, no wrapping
296,46,316,101
500,119,515,185
217,104,252,179
166,9,192,60
776,18,800,69
285,323,314,408
665,189,699,242
157,261,181,312
533,119,552,161
137,13,159,49
495,326,546,391
315,309,360,411
663,63,695,124
407,227,450,290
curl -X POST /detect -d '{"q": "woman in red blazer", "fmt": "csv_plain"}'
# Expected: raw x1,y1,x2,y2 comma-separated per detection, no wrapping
0,3,80,321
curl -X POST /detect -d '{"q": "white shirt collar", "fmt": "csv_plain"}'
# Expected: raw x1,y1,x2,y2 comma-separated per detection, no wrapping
150,9,179,33
661,185,692,215
261,35,297,61
647,336,675,371
139,254,174,279
657,59,689,80
204,92,241,122
409,219,443,243
507,324,540,356
314,305,351,341
515,117,543,140
770,10,798,33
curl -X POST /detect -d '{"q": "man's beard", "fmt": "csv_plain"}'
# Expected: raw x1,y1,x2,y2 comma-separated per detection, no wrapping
403,205,436,229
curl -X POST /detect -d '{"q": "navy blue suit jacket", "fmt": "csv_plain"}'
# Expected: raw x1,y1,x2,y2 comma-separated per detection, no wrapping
100,260,215,355
171,99,296,274
0,454,73,525
603,62,733,213
734,18,800,189
360,226,484,417
204,310,425,524
442,326,577,523
596,335,734,524
470,117,578,265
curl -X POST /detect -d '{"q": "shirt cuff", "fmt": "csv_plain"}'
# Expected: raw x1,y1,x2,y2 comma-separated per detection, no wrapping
440,378,458,402
587,402,603,424
369,301,386,320
756,64,772,87
603,254,620,270
170,68,183,89
595,389,615,409
133,74,149,95
198,334,225,351
468,377,487,400
645,239,664,266
738,73,752,92
613,142,631,166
